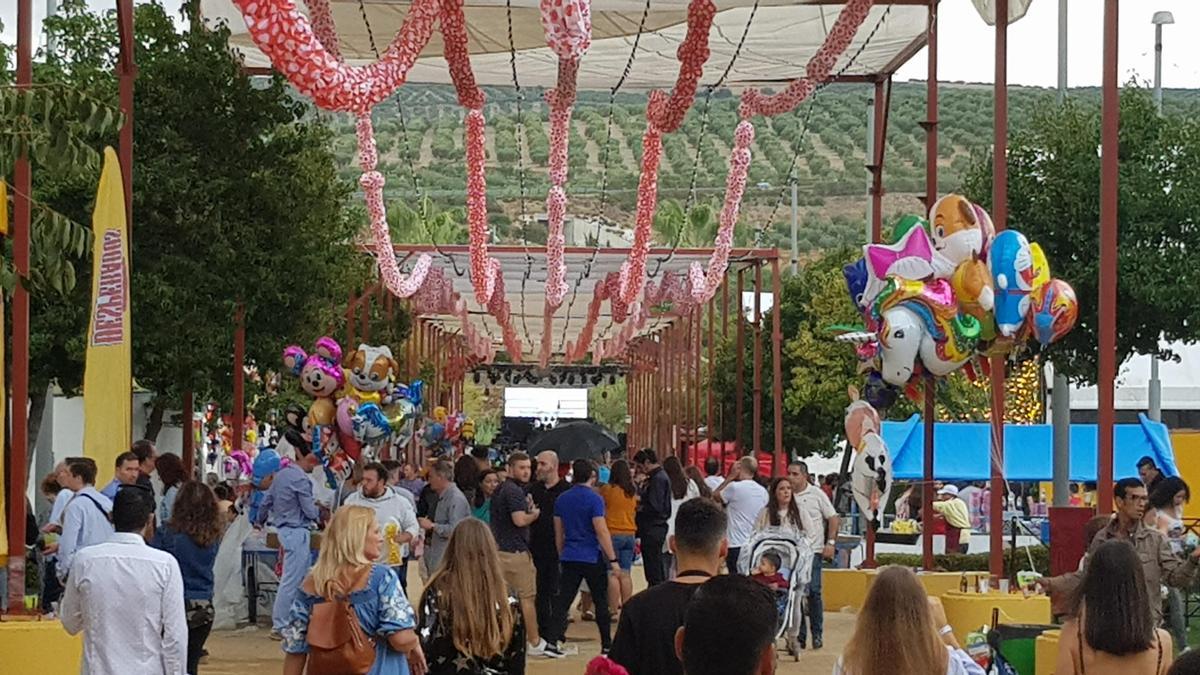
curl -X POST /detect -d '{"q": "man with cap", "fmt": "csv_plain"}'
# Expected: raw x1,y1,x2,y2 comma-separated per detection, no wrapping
932,484,971,554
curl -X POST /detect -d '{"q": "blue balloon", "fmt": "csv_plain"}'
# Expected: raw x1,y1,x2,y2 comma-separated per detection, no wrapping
988,230,1034,337
354,402,392,444
843,258,869,311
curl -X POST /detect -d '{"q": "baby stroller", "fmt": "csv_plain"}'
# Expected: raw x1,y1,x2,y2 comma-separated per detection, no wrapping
738,529,814,661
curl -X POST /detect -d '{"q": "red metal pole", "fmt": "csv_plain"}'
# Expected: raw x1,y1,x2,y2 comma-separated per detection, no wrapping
722,273,730,340
870,79,887,243
1097,0,1119,514
735,268,746,456
7,0,34,609
921,0,940,573
693,309,701,462
752,263,763,457
117,0,135,230
989,0,1009,581
770,258,784,478
233,304,246,465
707,294,715,443
182,390,195,478
359,291,371,343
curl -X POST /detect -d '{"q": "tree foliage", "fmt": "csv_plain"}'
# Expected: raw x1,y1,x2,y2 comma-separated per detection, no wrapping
962,87,1200,383
30,1,405,430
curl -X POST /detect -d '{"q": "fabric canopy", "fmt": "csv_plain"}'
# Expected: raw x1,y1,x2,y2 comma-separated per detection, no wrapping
199,0,929,90
886,413,1178,482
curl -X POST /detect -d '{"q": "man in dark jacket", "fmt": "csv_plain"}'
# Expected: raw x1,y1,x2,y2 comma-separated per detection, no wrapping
633,448,672,586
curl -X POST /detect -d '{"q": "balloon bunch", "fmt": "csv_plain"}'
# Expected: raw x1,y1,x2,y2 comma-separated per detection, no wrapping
419,405,473,457
837,194,1079,406
337,343,424,457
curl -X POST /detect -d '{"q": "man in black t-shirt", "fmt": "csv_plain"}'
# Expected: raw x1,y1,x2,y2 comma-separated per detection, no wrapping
490,452,557,657
608,498,728,675
633,448,672,586
528,450,570,648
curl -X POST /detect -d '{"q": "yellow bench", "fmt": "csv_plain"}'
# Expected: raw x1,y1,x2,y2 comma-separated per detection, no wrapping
0,618,82,673
1036,629,1061,675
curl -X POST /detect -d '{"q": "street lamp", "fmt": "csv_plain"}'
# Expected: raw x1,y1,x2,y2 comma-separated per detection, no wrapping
1152,11,1174,116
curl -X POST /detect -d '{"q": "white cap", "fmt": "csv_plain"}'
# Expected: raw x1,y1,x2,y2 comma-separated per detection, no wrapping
938,484,960,497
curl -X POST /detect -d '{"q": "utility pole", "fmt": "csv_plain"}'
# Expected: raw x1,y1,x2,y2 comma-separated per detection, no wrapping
790,181,799,274
1056,0,1067,104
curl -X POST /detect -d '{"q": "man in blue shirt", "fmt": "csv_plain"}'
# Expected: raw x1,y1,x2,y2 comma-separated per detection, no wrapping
99,452,141,500
546,459,620,654
254,449,321,638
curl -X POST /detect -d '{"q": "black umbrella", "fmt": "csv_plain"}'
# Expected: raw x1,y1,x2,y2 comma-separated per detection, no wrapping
526,421,620,462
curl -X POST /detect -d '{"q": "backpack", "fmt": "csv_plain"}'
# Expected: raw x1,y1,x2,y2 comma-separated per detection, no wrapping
305,567,377,675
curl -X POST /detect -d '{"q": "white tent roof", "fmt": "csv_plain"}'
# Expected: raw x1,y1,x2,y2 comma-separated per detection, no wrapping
396,245,778,358
199,0,929,89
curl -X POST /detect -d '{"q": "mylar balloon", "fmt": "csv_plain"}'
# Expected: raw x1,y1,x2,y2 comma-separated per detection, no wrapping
988,230,1035,337
1028,278,1078,346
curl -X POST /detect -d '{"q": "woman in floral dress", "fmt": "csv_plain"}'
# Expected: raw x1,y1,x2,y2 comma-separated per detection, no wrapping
280,505,426,675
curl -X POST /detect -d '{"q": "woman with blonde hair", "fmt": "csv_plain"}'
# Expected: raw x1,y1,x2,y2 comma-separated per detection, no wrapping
280,505,425,675
836,566,984,675
417,518,525,674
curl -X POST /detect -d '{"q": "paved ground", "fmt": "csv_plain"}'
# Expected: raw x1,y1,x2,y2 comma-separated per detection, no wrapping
204,566,855,673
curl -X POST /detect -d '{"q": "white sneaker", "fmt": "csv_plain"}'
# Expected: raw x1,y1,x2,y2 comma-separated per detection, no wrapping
555,642,579,656
528,639,565,659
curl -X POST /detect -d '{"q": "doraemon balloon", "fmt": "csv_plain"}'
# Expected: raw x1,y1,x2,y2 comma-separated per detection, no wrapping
988,230,1035,337
1028,278,1079,346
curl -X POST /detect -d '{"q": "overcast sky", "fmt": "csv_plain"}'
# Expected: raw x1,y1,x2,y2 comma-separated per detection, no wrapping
4,1,1199,89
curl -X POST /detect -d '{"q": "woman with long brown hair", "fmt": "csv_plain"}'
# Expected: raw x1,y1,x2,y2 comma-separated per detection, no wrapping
280,505,425,675
662,456,699,578
753,477,812,537
598,459,638,609
836,566,984,675
417,518,525,674
155,452,187,525
152,481,225,674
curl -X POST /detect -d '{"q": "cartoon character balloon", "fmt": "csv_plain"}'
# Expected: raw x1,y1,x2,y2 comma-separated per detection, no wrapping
282,337,345,428
343,344,400,405
845,387,892,528
929,194,994,275
988,230,1036,337
860,225,937,311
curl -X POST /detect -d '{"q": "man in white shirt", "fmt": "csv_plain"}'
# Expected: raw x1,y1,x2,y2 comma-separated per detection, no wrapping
61,487,187,675
713,456,768,575
343,461,420,593
787,460,840,651
55,458,115,583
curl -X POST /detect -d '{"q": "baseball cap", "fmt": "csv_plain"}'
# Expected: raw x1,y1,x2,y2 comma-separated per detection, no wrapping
937,484,959,497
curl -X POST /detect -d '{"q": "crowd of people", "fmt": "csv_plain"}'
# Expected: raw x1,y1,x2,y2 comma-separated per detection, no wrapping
31,433,1200,675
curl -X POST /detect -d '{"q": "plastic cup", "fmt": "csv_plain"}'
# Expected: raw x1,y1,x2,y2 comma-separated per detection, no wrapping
998,579,1011,594
978,577,991,594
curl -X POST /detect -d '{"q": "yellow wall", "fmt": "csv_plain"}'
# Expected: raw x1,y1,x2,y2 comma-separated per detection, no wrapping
1172,431,1200,519
0,620,81,674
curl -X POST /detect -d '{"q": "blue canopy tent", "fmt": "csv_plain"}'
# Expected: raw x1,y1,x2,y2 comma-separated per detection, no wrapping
885,413,1177,481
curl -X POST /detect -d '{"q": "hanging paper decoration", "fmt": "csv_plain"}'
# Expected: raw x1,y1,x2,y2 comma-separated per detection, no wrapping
616,0,717,307
232,0,440,114
738,0,875,119
688,121,753,303
541,0,592,60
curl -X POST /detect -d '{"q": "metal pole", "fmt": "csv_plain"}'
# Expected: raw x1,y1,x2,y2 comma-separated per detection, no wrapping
1052,370,1071,507
1154,23,1164,115
7,0,34,610
117,0,135,233
707,295,715,443
1098,0,1119,514
870,80,887,243
182,390,195,478
865,88,876,241
790,182,799,274
989,0,1010,581
233,304,246,469
752,263,763,457
922,0,939,572
735,268,746,455
771,258,784,478
1057,0,1068,104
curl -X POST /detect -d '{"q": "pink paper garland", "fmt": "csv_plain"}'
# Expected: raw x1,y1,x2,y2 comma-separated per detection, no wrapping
541,0,592,60
738,0,874,119
233,0,439,114
687,121,753,304
616,0,716,308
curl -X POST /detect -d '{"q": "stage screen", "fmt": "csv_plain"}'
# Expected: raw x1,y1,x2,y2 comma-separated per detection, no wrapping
503,387,588,419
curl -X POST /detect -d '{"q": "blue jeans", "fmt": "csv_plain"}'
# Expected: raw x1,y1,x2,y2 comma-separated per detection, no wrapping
272,527,312,631
612,535,636,571
799,554,824,643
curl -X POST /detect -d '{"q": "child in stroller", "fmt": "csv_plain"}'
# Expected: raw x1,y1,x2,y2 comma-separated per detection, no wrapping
751,550,792,631
739,532,813,661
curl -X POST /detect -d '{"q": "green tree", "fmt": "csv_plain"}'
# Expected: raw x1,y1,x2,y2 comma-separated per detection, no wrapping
36,1,408,437
962,87,1200,383
588,380,627,434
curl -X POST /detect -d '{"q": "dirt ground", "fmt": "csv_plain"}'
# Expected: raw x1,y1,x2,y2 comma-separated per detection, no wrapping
203,566,855,674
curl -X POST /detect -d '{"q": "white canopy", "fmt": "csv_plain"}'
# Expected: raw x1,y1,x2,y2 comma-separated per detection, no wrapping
199,0,929,90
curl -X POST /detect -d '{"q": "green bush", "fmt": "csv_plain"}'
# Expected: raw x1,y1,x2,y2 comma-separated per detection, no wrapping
875,545,1050,576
